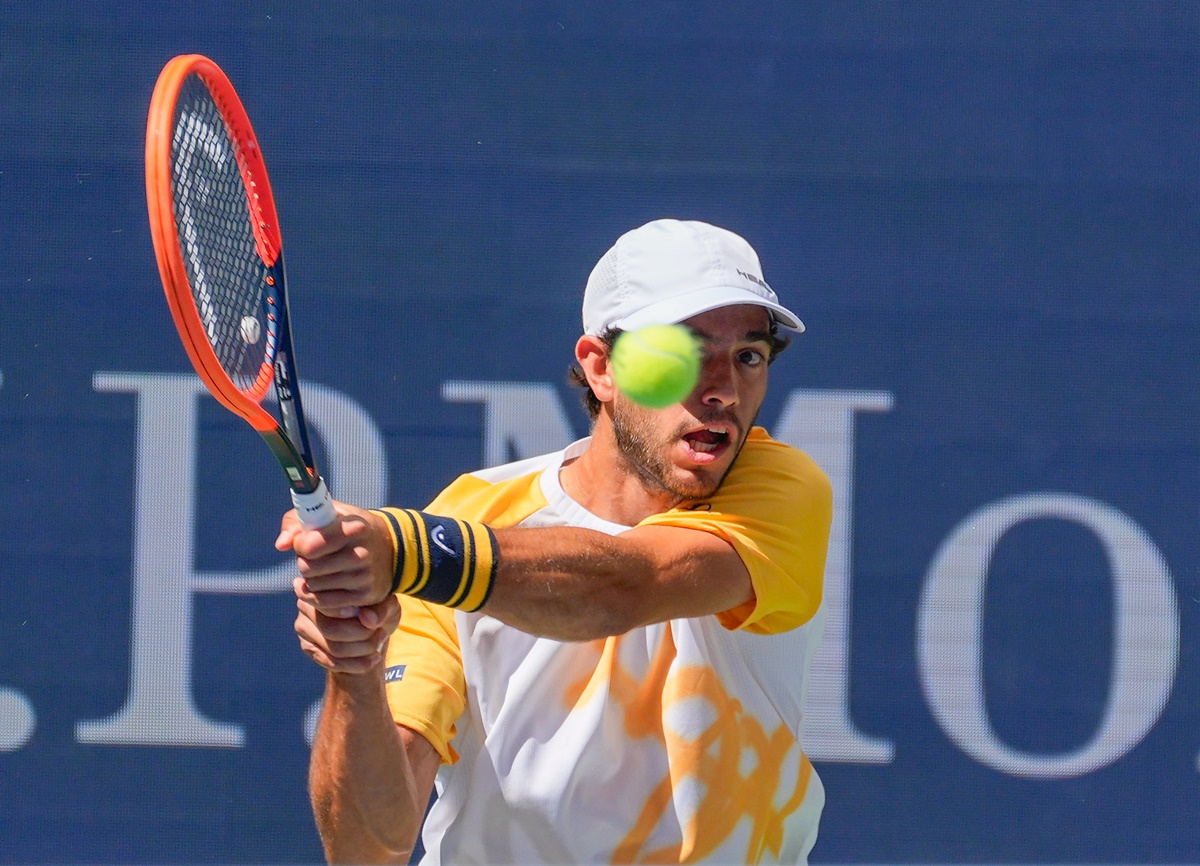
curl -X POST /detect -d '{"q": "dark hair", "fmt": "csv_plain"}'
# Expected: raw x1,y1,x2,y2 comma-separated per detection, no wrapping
567,319,792,420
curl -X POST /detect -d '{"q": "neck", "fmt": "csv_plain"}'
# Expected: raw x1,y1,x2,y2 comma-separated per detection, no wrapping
559,416,680,526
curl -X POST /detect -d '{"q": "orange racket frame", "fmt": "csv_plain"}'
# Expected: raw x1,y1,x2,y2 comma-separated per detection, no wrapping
145,54,333,526
146,54,282,426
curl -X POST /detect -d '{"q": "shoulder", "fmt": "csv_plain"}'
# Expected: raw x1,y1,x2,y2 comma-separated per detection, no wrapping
708,428,832,516
641,428,832,633
736,427,828,479
424,450,560,525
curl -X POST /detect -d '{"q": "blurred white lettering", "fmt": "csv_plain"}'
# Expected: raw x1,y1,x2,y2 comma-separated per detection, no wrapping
77,373,386,747
442,381,576,467
74,377,1186,777
917,493,1179,778
773,389,897,764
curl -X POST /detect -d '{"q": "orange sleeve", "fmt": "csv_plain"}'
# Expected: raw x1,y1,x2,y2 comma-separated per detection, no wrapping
384,595,465,764
637,429,832,634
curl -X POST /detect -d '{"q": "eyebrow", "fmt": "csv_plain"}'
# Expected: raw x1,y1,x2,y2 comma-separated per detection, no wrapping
691,327,773,345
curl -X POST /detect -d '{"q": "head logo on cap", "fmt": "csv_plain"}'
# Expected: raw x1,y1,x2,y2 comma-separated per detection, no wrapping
582,219,804,336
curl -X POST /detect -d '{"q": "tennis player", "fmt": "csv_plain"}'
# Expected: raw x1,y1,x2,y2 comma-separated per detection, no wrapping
278,219,834,864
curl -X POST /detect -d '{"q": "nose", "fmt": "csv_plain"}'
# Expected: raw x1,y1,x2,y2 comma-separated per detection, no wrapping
696,354,738,408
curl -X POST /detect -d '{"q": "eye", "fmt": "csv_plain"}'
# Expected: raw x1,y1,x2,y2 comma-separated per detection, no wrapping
738,348,766,367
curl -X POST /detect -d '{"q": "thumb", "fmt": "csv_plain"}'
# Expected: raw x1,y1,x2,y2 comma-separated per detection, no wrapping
275,512,302,551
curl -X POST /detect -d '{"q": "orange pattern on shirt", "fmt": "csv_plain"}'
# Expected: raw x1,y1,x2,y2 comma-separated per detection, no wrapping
563,631,813,864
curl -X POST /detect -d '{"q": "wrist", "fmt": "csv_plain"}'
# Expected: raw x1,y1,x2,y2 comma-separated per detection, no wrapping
327,665,388,698
371,508,499,611
365,508,400,603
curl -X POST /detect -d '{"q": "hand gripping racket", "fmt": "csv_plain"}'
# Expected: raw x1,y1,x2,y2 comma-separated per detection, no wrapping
146,55,335,528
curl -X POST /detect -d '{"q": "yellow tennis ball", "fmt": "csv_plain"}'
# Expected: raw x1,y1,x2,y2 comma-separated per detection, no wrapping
610,324,701,408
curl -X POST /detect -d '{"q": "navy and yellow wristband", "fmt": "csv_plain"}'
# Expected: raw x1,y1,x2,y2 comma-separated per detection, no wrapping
372,508,498,612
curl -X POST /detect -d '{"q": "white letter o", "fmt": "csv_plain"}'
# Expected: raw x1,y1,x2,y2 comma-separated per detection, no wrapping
917,493,1178,779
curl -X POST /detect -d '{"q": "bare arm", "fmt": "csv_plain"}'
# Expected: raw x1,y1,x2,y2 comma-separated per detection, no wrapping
281,504,752,643
278,514,444,864
282,505,751,643
484,523,752,640
309,669,441,864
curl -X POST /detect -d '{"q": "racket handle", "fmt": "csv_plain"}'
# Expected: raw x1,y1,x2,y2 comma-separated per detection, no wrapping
292,478,336,528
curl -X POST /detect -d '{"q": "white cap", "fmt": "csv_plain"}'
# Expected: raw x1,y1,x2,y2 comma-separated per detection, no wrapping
582,219,804,336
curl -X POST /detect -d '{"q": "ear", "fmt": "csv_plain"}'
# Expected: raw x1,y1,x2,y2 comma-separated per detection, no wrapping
575,334,617,404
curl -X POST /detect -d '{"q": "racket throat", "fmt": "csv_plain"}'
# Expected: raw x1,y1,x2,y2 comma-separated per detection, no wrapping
270,305,320,485
273,351,311,453
260,427,320,493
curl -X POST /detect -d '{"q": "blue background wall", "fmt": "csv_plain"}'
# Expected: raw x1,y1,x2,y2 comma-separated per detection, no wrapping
1,3,1198,863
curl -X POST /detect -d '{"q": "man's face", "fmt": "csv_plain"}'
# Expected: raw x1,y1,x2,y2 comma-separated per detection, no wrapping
609,304,773,502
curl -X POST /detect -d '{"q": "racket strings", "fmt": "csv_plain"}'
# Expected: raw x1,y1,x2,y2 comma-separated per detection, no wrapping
170,75,276,396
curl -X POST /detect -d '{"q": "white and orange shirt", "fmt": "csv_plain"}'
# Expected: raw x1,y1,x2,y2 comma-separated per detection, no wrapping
384,428,833,864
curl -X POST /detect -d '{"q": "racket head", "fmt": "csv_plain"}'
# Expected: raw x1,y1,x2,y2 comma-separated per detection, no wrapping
146,54,285,432
147,55,326,503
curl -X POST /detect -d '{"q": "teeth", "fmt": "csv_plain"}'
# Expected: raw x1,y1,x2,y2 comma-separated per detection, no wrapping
684,426,729,454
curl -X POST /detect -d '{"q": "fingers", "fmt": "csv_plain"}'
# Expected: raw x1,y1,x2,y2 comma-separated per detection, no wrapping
294,561,378,614
278,510,346,556
281,504,395,610
295,594,400,674
283,501,401,674
275,510,302,552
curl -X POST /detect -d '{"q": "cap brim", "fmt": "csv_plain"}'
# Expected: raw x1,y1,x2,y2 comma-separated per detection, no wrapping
610,286,805,333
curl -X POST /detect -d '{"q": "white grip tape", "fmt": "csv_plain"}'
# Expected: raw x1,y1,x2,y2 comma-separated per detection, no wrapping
291,478,336,528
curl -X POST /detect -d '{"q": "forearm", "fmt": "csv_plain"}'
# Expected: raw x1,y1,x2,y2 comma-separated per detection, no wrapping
483,526,648,639
288,506,751,643
309,671,424,864
482,524,750,641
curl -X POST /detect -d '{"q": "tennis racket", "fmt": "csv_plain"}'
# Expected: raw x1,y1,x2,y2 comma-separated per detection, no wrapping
145,54,335,528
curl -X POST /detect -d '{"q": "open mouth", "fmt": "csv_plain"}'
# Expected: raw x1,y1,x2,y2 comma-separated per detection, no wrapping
682,426,732,454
